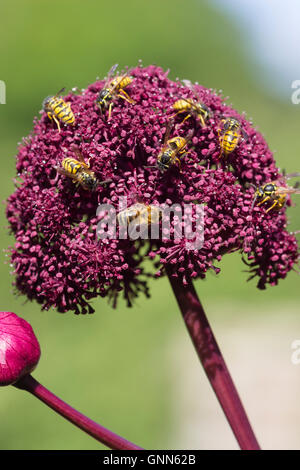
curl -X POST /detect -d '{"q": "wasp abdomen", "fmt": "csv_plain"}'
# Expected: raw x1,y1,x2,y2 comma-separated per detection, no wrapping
222,131,239,155
173,99,192,111
111,75,133,90
43,92,75,131
62,158,82,175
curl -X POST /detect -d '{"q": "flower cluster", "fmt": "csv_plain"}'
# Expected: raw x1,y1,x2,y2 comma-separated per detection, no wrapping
6,65,299,314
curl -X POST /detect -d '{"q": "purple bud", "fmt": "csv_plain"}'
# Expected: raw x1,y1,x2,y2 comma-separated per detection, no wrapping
0,312,41,386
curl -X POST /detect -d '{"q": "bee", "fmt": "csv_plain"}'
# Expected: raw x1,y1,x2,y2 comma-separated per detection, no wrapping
117,203,161,239
43,88,75,132
252,173,300,213
218,117,248,159
172,80,212,127
154,122,194,173
56,145,110,191
96,64,135,119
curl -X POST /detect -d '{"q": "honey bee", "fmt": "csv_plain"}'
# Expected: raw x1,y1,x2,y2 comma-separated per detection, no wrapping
252,173,300,213
154,122,194,173
172,80,212,127
96,64,135,119
43,88,75,132
218,117,248,159
56,145,110,191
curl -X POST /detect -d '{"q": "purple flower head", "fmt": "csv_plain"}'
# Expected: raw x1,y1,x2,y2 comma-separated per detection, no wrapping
6,65,299,314
0,312,40,386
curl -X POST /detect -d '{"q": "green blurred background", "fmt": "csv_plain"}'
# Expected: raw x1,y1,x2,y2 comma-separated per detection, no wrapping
0,0,299,450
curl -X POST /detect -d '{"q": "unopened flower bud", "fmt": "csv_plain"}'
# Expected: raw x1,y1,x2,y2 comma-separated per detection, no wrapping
0,312,40,386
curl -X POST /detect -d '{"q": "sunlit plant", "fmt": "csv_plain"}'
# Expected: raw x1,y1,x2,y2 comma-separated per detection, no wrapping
4,64,300,450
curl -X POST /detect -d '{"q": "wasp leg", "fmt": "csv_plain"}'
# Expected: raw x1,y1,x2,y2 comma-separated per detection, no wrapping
169,109,187,120
180,113,192,124
257,196,271,207
171,110,193,125
181,150,191,160
97,102,104,115
198,114,206,128
265,200,279,213
170,109,184,117
108,102,114,121
52,114,61,132
175,157,182,172
117,89,135,104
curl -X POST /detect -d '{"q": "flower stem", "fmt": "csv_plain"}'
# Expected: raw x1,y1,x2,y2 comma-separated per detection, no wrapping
166,268,260,450
14,374,143,450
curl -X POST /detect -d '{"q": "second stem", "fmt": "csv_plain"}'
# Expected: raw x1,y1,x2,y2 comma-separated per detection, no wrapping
166,267,260,450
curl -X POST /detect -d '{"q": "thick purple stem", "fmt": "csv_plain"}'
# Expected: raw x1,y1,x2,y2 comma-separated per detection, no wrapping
14,374,143,450
166,268,260,450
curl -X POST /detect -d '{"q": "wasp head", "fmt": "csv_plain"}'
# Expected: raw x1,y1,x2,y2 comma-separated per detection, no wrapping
42,95,52,110
81,173,98,191
262,183,276,196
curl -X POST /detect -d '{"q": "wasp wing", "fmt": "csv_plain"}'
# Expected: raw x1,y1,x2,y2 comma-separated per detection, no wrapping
69,144,91,168
184,129,194,145
275,185,300,195
107,63,118,78
109,70,133,95
54,87,66,98
175,97,197,109
182,79,202,102
55,166,78,182
241,128,249,141
100,63,119,89
282,172,300,180
70,144,84,161
169,129,194,151
275,171,300,185
161,120,174,148
168,130,194,156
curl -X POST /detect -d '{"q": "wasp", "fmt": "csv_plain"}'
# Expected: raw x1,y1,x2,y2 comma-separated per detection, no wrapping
56,145,110,191
117,203,161,239
217,117,248,159
96,64,135,119
252,173,300,213
43,88,75,132
172,80,212,127
152,122,194,173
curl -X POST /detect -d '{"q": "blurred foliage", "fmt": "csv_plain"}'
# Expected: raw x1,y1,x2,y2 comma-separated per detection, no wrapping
0,0,299,449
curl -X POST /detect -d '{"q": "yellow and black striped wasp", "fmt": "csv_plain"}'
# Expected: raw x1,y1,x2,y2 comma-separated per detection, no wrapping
56,145,110,191
117,202,161,239
217,116,248,159
117,203,161,227
172,80,212,127
43,88,75,132
96,64,135,120
252,172,300,213
151,122,194,173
